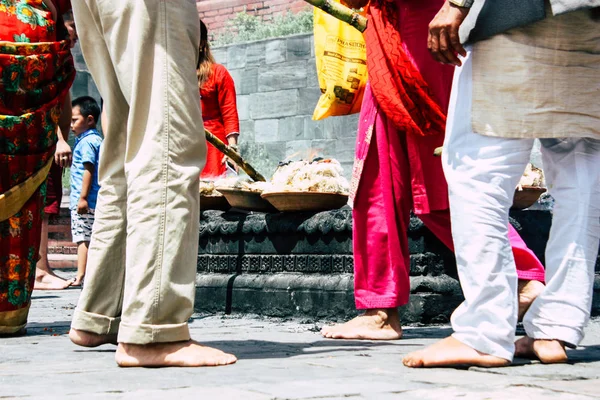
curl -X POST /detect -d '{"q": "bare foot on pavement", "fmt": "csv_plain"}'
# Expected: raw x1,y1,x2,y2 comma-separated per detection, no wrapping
69,328,117,347
514,336,568,364
403,336,510,368
115,340,238,367
320,308,403,340
34,267,72,290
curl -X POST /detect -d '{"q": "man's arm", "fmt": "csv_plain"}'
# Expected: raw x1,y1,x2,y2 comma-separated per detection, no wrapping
55,93,72,167
77,163,94,214
428,1,471,66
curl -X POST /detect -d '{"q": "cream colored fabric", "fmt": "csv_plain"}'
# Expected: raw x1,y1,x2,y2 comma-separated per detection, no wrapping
70,0,206,344
471,9,600,139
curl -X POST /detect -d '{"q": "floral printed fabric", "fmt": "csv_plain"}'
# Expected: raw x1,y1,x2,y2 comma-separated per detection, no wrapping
0,0,74,320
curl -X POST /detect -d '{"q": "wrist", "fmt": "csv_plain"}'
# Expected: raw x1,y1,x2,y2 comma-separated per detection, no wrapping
449,0,474,8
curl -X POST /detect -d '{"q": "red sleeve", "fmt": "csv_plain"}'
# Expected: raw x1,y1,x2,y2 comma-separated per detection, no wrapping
215,65,240,136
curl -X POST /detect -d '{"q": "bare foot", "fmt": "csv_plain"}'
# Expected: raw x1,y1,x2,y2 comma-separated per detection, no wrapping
403,336,510,368
514,336,567,364
320,308,403,340
115,340,237,367
34,267,72,290
69,328,117,347
518,279,545,321
69,277,84,287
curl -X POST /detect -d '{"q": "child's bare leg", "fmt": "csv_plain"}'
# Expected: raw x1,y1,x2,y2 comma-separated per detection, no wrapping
72,241,89,286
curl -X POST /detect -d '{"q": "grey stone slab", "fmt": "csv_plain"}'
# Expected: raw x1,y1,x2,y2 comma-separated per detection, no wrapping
298,88,323,116
227,44,247,69
239,120,255,142
304,117,327,140
229,68,258,95
250,90,299,119
236,95,250,121
265,39,287,65
311,140,338,160
212,47,228,65
286,140,314,161
307,58,320,89
287,35,312,61
278,116,306,142
4,290,600,399
258,61,308,92
254,119,279,143
246,42,267,67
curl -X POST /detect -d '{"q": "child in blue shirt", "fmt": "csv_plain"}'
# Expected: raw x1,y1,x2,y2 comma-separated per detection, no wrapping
70,96,103,286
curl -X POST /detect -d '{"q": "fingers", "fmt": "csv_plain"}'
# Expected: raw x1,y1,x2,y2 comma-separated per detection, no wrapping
439,28,461,66
449,25,466,58
55,153,71,168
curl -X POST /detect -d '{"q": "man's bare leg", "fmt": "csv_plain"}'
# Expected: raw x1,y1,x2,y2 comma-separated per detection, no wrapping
320,308,403,340
35,215,72,290
69,328,118,347
403,336,510,368
115,341,237,367
518,279,545,321
514,336,568,364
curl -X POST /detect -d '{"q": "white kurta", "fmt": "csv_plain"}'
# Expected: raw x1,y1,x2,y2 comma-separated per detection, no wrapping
471,9,600,139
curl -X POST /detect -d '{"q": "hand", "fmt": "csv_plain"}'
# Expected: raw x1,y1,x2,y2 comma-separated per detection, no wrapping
222,156,239,173
54,139,72,168
341,0,369,9
77,198,89,215
428,1,470,66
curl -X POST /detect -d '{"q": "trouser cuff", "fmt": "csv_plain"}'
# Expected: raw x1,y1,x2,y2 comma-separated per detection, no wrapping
71,309,120,335
523,320,584,348
117,321,191,344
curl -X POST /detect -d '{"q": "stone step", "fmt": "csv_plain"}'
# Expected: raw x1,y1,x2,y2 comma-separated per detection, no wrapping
48,254,77,269
195,272,600,321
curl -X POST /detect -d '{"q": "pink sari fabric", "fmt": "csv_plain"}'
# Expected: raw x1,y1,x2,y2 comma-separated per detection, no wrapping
351,0,545,309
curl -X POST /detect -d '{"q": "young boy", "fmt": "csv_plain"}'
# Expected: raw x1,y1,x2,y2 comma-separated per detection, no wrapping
69,96,102,286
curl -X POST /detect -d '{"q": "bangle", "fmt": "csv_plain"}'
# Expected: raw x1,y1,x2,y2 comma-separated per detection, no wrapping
449,0,474,8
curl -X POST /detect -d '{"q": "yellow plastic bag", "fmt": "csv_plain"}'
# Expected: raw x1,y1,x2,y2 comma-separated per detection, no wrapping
312,2,368,120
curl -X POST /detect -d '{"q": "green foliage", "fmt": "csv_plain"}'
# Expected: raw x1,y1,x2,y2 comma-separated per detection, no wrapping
212,10,313,47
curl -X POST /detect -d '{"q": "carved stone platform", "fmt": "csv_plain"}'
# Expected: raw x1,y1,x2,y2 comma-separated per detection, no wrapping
196,208,600,322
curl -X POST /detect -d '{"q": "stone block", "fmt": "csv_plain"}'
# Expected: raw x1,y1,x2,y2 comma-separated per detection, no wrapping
71,43,87,71
304,117,325,140
239,120,255,142
229,68,258,95
287,35,312,61
266,39,287,65
334,135,357,166
241,142,286,178
254,119,279,143
278,117,305,142
212,47,228,65
323,116,345,140
311,140,338,160
285,140,313,160
227,44,246,69
307,59,320,89
246,42,267,67
237,95,250,121
298,88,322,115
70,71,92,100
250,90,299,119
258,61,308,92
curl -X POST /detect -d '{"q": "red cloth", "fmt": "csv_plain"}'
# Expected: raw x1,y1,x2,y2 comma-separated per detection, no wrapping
365,0,447,137
199,64,240,178
44,162,63,215
0,1,75,330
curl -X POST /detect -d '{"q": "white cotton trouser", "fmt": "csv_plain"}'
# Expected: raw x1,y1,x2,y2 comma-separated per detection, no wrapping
70,0,206,344
442,49,600,361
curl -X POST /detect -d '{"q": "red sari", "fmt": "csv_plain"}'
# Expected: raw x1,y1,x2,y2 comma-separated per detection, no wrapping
0,0,75,334
199,63,240,178
350,0,546,309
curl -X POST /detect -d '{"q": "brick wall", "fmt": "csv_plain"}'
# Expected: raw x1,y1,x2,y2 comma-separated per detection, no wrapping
197,0,311,34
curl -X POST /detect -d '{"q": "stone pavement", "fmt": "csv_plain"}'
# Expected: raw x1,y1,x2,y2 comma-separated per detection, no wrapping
2,289,600,400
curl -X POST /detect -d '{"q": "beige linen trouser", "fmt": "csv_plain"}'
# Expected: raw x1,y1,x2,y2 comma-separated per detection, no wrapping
70,0,206,344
